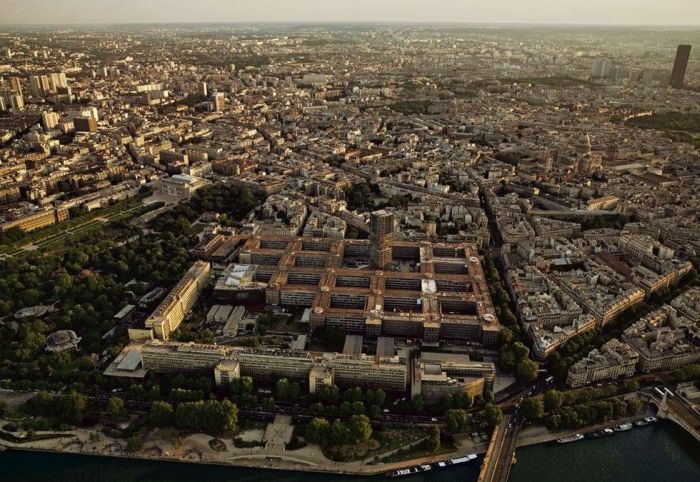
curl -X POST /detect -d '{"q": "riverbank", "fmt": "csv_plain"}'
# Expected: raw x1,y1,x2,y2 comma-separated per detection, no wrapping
0,407,663,477
2,420,696,482
516,413,654,449
0,419,486,477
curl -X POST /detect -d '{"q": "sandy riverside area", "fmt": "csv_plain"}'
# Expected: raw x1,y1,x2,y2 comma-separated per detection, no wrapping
0,407,657,476
0,419,489,476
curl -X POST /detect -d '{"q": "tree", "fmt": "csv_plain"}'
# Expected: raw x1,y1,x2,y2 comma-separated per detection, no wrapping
623,380,640,393
501,309,517,326
330,418,351,446
288,381,301,400
516,359,539,384
126,435,143,453
544,390,564,411
626,399,642,415
275,378,290,400
546,414,562,430
128,384,146,400
256,309,280,336
444,409,471,433
318,384,340,403
499,327,515,347
231,376,253,396
345,183,373,210
306,417,331,446
343,386,363,402
149,401,174,427
373,388,386,407
348,414,372,443
59,391,87,424
428,425,441,452
174,400,238,434
262,397,275,412
309,402,324,416
521,398,544,421
512,342,530,363
453,392,473,410
499,346,516,372
197,329,215,344
351,401,366,415
484,404,503,427
107,396,127,421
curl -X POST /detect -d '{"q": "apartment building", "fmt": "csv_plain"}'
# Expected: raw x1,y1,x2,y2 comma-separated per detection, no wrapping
0,207,69,233
622,305,700,373
143,260,211,340
567,339,639,387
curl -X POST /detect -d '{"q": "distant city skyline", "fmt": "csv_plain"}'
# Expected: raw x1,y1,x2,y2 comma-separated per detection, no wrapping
2,0,700,26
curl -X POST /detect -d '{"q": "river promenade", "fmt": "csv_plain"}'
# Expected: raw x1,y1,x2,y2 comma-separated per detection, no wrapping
0,411,661,478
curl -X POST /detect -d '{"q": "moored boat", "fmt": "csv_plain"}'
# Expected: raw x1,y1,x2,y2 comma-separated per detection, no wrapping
614,423,633,432
557,434,584,444
386,469,411,479
436,454,478,469
386,463,433,478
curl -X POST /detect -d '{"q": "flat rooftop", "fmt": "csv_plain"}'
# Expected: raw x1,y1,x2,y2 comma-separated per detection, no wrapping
103,344,148,379
376,336,395,357
342,334,364,355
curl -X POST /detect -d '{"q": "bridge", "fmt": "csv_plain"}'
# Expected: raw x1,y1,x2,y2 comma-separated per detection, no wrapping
477,414,520,482
644,388,700,442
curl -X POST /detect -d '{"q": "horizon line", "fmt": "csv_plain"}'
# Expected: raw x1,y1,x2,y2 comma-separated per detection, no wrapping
1,20,700,28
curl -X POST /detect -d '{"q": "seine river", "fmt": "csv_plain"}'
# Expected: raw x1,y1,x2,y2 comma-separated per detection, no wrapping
0,421,697,482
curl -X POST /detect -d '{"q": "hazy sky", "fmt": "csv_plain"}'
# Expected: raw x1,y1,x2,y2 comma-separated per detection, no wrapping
2,0,700,26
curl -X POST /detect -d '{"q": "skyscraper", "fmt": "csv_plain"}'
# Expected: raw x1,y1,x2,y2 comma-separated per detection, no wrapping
591,59,612,78
212,92,225,112
30,75,52,97
670,45,692,89
8,77,22,96
370,209,394,269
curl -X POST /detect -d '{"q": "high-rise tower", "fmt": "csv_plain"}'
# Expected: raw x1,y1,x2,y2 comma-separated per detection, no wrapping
671,45,692,89
370,209,394,269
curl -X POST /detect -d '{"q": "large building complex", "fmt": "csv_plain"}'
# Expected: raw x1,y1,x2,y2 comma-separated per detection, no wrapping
137,340,495,402
221,233,501,345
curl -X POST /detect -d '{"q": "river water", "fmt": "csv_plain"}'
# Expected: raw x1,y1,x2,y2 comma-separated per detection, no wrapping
0,421,697,482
